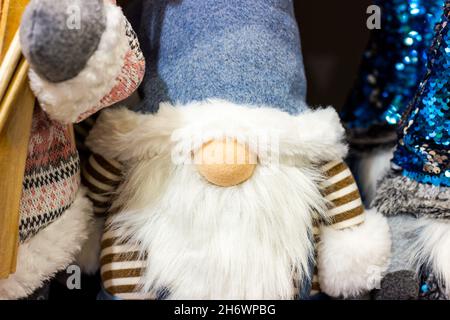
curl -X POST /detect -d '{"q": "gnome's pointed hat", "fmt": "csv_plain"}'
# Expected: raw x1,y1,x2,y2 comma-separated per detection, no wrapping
134,0,308,115
342,0,443,148
373,2,450,218
90,0,347,166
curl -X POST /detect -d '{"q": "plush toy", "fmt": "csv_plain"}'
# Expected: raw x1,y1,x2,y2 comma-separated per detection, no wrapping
18,0,391,300
341,0,445,299
0,0,144,299
373,1,450,300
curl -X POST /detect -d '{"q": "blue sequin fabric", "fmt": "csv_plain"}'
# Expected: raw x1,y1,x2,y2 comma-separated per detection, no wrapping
393,1,450,187
342,0,443,142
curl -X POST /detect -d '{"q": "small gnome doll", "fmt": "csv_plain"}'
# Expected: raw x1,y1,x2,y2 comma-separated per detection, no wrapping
373,1,450,300
0,0,144,299
341,0,445,299
78,0,391,299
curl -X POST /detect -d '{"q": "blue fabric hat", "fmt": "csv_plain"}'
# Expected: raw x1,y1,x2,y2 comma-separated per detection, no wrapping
130,0,308,115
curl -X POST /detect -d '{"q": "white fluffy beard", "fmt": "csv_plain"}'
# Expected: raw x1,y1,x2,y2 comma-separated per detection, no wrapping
87,100,348,299
107,154,327,300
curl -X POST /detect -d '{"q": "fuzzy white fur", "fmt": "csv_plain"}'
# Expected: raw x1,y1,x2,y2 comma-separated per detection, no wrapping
88,100,348,299
317,208,391,298
75,216,105,275
356,147,394,205
0,189,93,300
87,99,348,163
28,4,129,124
410,218,450,295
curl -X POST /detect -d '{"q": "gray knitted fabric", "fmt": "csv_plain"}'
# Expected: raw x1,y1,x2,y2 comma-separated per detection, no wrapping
386,215,419,274
20,0,106,82
372,171,450,219
375,270,419,300
373,216,420,300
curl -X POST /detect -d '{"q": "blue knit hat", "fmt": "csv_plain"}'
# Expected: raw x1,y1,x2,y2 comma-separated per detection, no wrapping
373,2,450,219
131,0,308,115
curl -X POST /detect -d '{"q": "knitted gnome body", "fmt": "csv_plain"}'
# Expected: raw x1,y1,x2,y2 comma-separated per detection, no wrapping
81,0,391,299
0,0,144,299
373,1,450,299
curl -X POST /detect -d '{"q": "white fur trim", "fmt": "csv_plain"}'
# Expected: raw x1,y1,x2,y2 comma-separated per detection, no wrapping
410,219,450,295
0,189,93,300
28,4,129,124
75,216,105,275
317,208,391,298
87,99,348,164
356,147,394,206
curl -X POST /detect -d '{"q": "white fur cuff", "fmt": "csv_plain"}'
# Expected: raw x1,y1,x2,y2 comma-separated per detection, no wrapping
28,4,129,124
0,189,93,300
317,208,391,298
87,99,348,164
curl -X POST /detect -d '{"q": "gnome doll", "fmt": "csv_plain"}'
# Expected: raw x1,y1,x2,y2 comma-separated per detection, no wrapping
76,0,391,300
0,0,144,299
341,0,445,299
373,1,450,300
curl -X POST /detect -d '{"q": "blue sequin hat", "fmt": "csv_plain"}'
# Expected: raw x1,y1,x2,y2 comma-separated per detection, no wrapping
373,1,450,219
342,0,444,148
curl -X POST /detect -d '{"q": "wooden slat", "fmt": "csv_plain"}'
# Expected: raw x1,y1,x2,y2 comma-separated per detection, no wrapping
0,0,29,61
0,58,34,279
0,30,20,104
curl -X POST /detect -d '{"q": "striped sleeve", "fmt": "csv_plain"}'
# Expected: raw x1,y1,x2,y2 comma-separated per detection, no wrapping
319,160,365,230
311,160,365,295
311,222,321,296
101,227,153,299
81,153,123,216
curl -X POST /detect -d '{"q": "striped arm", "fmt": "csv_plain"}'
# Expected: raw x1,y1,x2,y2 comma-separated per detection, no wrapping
81,153,123,216
74,115,98,163
311,160,366,295
320,160,365,229
311,223,321,295
100,228,152,299
314,160,390,298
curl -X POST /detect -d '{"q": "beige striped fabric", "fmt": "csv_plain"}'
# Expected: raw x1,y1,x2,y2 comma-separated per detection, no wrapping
310,160,366,295
100,228,153,299
81,153,123,216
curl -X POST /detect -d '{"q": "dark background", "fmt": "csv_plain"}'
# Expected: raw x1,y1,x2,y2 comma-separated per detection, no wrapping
295,0,372,110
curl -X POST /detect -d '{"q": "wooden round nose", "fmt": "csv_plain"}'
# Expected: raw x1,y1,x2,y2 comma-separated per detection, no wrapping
195,140,257,187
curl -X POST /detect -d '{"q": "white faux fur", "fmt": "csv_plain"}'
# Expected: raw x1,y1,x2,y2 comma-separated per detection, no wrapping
317,208,391,298
410,218,450,295
108,154,328,299
75,216,105,275
356,147,394,205
88,100,348,299
0,189,93,300
28,4,129,124
87,99,348,164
